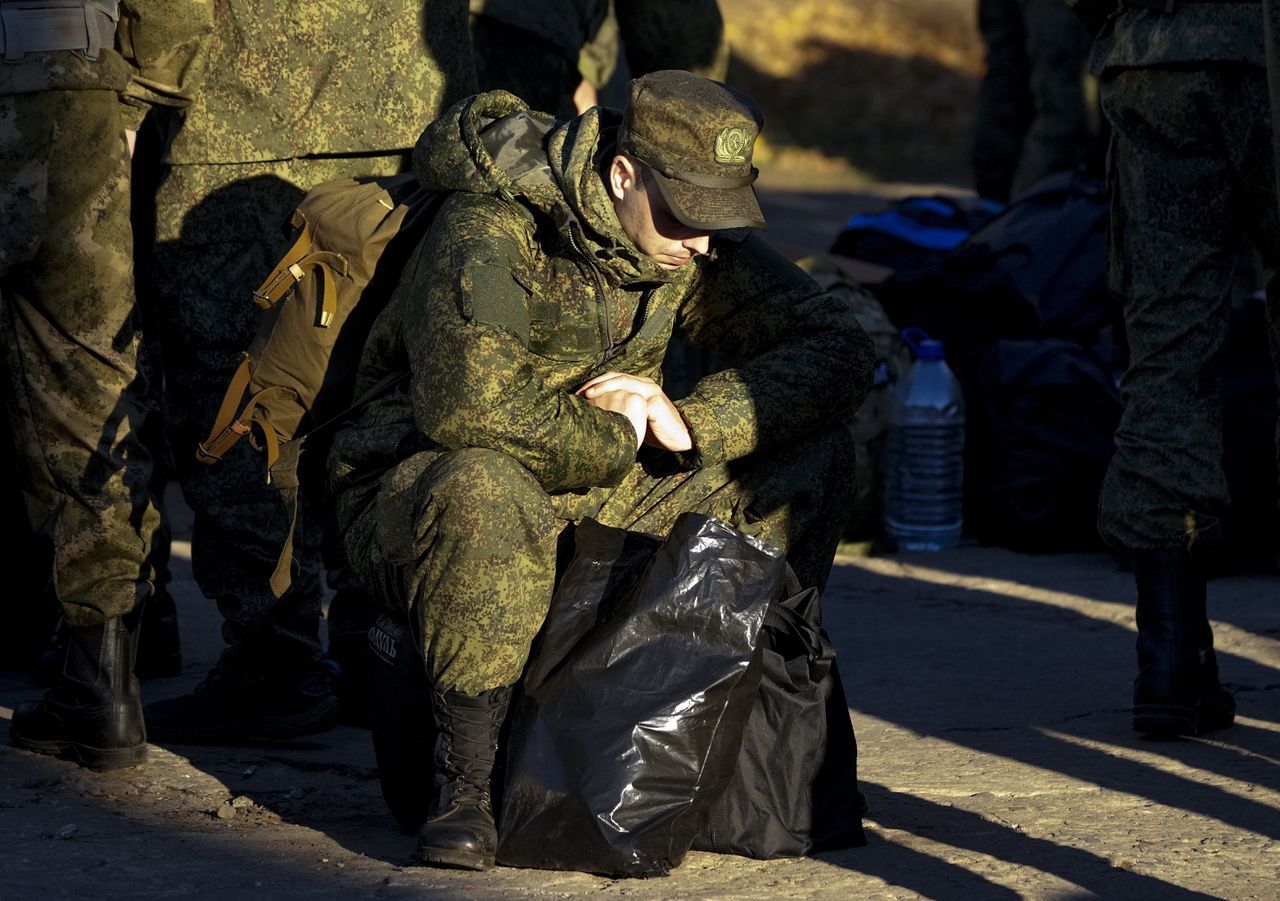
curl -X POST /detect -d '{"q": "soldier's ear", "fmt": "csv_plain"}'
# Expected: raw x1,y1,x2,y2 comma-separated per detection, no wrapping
609,154,639,204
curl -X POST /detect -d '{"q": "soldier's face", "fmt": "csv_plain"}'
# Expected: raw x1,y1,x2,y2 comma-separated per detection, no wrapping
609,156,712,269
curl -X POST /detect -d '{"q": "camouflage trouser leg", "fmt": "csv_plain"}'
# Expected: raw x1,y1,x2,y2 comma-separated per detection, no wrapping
0,90,160,625
149,154,405,681
1097,66,1280,552
344,425,856,695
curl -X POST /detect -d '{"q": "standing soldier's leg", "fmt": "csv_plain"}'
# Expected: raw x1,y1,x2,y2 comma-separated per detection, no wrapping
142,156,403,742
342,447,563,871
972,0,1033,203
1012,0,1095,196
142,160,332,742
2,90,162,770
1097,67,1240,736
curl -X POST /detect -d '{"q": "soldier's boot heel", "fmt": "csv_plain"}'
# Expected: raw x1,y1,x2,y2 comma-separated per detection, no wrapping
10,613,147,771
416,686,511,871
1131,548,1234,737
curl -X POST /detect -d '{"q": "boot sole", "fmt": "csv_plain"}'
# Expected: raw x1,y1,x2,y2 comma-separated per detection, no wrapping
418,846,495,871
145,695,340,745
10,734,147,771
1134,701,1237,738
1133,703,1198,737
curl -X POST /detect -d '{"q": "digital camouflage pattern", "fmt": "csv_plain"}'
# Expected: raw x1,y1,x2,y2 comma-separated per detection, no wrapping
148,0,477,683
1,1,212,626
330,90,874,692
1093,11,1280,551
165,0,476,164
1088,5,1263,73
0,0,210,110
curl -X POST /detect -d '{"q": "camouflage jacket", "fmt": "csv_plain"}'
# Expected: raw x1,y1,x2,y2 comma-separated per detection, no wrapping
164,0,477,165
0,0,213,127
329,90,873,506
1090,4,1264,72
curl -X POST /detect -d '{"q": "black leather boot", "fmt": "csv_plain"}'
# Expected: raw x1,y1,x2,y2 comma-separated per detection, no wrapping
1132,548,1235,737
416,685,511,870
10,612,147,770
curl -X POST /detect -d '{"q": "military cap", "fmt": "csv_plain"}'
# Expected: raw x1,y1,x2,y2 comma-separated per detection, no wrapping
617,69,766,231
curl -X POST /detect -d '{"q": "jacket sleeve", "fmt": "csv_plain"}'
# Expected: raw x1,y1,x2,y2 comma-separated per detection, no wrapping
116,0,214,127
403,193,638,493
673,232,875,466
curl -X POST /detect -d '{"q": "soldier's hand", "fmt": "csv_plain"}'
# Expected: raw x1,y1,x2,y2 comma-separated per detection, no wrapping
577,380,648,449
573,79,598,115
577,372,693,452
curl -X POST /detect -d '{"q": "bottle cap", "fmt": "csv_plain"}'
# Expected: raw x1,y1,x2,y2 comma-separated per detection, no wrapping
901,326,945,361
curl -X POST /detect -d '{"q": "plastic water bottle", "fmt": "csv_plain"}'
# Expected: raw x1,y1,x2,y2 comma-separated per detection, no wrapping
883,328,965,551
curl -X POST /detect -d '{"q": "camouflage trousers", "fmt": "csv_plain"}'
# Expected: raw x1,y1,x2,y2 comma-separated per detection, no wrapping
0,90,160,626
147,154,405,681
341,425,856,695
1098,65,1280,552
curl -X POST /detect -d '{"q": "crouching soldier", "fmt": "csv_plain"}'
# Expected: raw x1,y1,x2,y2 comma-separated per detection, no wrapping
329,71,874,869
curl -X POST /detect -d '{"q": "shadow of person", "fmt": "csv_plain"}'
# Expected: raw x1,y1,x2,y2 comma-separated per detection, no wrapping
829,781,1219,899
824,560,1280,850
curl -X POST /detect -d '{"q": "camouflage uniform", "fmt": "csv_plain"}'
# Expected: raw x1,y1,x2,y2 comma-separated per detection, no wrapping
329,91,874,695
1092,5,1277,552
1,1,211,627
972,0,1100,202
469,0,728,117
145,1,477,683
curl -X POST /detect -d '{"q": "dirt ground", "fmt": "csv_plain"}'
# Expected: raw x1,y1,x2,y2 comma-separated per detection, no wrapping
3,183,1278,898
3,506,1278,899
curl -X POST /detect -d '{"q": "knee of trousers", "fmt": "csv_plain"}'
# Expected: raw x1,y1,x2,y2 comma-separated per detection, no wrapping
417,448,557,545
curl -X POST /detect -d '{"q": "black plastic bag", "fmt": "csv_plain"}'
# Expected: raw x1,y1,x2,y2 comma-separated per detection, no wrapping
496,513,783,877
693,569,867,858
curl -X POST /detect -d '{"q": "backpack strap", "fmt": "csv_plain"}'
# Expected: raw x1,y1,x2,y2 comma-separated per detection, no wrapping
266,441,303,598
195,352,297,464
251,208,348,327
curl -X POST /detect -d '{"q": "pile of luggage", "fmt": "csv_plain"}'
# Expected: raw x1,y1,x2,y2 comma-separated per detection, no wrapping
825,170,1278,562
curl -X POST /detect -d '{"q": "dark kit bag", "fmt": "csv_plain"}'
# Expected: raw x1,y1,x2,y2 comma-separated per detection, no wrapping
496,514,782,877
693,567,867,858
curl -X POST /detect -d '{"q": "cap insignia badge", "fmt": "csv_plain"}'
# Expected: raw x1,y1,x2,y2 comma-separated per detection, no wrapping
714,126,750,164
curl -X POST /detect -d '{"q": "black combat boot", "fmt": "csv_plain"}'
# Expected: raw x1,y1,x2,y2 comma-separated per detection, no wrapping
143,658,338,745
10,613,147,770
1132,548,1235,737
416,686,512,871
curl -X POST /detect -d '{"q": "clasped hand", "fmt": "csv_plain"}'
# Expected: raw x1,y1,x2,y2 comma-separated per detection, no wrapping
576,371,693,452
